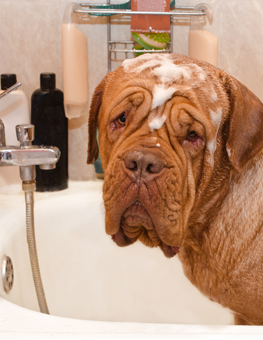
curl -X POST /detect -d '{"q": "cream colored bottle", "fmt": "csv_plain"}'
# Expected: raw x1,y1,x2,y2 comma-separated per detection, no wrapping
189,9,218,67
62,3,89,119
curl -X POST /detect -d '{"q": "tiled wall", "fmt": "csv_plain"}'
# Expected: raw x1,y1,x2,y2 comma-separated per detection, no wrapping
0,0,262,180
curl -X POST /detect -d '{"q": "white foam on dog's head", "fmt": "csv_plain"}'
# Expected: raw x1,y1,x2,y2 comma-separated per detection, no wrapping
151,84,176,110
210,86,218,102
122,53,155,69
226,146,232,159
190,64,207,82
149,115,167,132
122,54,164,72
207,138,217,158
209,108,222,129
122,54,209,131
206,108,223,166
122,54,207,86
152,62,192,84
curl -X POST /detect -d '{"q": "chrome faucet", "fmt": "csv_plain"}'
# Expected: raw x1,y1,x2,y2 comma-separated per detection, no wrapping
0,82,60,182
0,122,60,181
0,83,59,315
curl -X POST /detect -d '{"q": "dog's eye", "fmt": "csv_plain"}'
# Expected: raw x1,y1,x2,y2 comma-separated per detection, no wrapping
185,131,200,144
188,131,197,137
117,113,126,126
183,129,204,149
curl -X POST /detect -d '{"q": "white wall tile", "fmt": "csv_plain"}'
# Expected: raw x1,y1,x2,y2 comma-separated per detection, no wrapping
0,0,262,179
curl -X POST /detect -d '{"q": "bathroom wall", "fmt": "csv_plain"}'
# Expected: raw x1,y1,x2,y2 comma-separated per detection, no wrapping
0,0,262,180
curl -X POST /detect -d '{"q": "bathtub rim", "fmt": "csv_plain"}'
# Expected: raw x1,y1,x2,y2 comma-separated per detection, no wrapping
0,297,262,339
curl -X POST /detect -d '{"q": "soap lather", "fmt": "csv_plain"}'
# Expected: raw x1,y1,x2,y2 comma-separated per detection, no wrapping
31,73,68,191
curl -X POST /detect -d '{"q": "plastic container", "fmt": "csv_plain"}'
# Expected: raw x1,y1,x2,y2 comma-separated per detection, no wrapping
131,0,170,33
31,73,68,192
62,3,89,119
188,4,218,67
0,74,30,187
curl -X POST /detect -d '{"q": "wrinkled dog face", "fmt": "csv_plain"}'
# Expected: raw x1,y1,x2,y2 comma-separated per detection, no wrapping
88,54,232,258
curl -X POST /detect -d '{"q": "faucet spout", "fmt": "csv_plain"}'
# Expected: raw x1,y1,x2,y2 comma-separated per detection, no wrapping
0,145,60,167
0,123,61,181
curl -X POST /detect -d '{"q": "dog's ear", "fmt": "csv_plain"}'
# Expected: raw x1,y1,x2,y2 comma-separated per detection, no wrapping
87,77,106,164
221,72,263,172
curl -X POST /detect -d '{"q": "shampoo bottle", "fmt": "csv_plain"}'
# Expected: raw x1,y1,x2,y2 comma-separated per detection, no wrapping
62,3,89,119
31,73,68,191
188,4,218,67
0,74,30,187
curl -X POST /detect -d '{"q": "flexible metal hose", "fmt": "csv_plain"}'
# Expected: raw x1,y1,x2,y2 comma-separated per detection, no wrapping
24,185,49,314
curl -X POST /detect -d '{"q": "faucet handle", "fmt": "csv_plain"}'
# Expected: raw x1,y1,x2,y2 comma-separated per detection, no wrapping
16,124,35,146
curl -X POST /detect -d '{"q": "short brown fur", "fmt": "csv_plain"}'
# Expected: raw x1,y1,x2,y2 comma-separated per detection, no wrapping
87,53,263,325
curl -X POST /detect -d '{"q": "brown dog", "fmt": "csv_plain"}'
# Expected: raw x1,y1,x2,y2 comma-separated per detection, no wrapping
87,53,263,325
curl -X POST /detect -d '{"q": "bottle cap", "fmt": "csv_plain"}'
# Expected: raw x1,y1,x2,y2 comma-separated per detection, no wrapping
1,74,17,90
40,73,56,91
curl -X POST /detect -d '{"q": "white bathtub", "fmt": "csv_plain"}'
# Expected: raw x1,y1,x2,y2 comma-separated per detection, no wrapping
0,180,262,339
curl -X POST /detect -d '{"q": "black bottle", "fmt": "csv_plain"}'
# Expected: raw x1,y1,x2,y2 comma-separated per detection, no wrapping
31,73,68,191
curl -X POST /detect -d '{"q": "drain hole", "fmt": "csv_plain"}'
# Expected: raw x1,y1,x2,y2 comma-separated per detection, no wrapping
2,255,14,293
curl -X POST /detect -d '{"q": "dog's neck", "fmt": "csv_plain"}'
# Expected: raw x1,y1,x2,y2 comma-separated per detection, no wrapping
179,151,263,300
186,150,233,246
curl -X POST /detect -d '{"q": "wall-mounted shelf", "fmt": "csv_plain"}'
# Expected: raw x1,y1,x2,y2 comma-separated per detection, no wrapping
75,2,208,71
75,4,206,17
109,41,172,55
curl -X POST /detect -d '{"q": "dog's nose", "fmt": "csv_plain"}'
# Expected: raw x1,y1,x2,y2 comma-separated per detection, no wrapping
124,151,164,179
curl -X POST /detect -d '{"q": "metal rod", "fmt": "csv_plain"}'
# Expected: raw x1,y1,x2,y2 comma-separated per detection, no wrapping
108,49,170,53
109,40,135,44
24,188,49,315
108,41,171,53
0,120,6,147
107,0,111,72
80,3,195,10
170,12,173,53
0,82,21,100
74,9,206,16
175,6,195,10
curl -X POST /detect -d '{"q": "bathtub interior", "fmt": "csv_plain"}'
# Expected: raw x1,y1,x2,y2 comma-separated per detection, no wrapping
0,180,233,325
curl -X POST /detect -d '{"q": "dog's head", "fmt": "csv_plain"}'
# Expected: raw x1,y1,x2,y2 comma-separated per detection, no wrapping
87,53,263,258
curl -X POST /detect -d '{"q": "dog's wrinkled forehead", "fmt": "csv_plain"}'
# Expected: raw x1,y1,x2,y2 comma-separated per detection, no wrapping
120,54,225,167
122,53,207,83
121,54,214,110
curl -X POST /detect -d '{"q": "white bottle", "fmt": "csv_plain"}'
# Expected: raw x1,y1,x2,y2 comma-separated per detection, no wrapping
188,4,218,67
0,74,30,189
62,3,89,119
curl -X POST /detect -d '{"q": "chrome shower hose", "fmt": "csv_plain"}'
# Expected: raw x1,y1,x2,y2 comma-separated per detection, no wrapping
24,183,49,314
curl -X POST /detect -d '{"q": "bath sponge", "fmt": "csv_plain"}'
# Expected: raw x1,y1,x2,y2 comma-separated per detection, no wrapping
132,32,170,50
